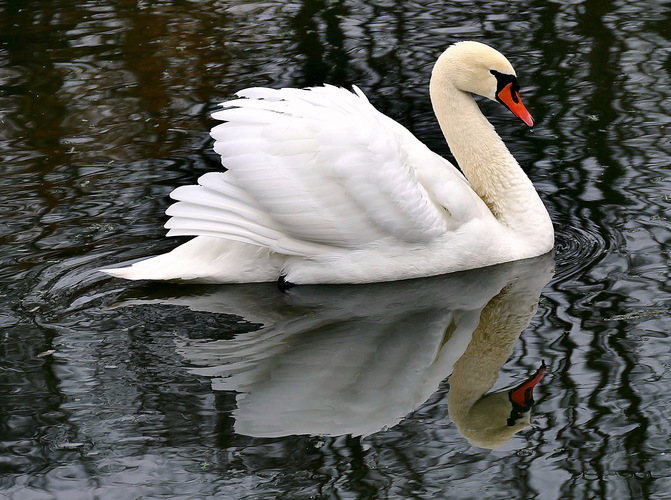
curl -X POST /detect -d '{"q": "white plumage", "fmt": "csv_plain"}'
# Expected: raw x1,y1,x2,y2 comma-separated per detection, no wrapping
102,41,553,284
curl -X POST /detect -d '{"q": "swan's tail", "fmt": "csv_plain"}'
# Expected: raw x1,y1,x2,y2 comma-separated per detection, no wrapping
100,236,284,283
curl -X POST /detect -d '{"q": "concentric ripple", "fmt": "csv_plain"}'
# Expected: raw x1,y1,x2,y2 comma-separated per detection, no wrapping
552,221,609,284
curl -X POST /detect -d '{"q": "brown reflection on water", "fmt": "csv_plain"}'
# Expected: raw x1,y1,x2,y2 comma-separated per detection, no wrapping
1,1,221,166
1,0,671,498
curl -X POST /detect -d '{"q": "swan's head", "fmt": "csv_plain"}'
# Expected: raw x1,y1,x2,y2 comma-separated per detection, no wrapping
432,41,534,126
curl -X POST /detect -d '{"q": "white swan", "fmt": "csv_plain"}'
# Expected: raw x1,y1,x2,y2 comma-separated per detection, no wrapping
102,41,553,284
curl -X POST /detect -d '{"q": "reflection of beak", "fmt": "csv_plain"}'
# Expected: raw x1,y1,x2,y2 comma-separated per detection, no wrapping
497,82,534,127
507,360,546,425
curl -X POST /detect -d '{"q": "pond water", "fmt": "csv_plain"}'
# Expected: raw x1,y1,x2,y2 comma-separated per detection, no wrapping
1,0,670,498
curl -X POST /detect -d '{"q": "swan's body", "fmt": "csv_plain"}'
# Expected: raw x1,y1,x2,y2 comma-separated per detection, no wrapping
102,41,553,284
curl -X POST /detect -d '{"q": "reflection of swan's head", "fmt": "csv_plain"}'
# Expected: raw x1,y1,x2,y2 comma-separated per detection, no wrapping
454,363,546,449
461,392,530,449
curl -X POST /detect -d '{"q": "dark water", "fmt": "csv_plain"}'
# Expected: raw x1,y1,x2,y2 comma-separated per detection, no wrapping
1,0,670,498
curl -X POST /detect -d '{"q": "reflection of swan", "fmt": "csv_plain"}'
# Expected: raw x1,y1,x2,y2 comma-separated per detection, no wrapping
102,41,553,284
115,252,553,446
447,282,548,449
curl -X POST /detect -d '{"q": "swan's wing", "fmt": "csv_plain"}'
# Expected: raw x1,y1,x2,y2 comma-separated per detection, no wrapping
166,85,481,255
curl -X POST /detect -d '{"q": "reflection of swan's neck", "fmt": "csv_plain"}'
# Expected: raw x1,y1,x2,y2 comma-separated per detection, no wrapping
448,284,526,407
447,279,540,448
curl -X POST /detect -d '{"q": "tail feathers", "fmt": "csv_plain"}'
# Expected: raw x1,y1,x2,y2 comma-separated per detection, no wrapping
100,237,283,283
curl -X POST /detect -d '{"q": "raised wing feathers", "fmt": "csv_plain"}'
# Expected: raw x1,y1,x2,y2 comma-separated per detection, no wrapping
167,85,461,255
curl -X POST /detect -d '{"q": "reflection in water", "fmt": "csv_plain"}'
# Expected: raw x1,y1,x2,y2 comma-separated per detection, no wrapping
116,252,554,447
2,0,671,496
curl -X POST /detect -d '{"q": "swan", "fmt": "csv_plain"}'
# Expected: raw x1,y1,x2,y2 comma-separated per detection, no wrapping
102,41,554,284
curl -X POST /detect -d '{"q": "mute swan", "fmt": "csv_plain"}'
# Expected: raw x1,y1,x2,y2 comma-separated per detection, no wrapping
102,41,554,284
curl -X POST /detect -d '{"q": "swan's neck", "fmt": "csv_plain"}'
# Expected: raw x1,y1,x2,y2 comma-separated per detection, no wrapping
429,78,552,244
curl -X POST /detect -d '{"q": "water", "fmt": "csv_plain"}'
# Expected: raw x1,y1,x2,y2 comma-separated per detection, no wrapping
1,0,670,498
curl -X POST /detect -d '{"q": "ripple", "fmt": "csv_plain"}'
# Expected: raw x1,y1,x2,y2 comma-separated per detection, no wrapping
552,221,608,284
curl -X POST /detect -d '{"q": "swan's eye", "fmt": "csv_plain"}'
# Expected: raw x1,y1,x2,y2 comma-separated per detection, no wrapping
490,69,520,103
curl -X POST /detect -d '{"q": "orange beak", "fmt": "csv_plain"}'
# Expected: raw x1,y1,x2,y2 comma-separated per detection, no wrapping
497,82,534,127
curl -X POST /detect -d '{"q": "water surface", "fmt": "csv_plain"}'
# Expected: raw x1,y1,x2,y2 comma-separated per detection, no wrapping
1,0,670,498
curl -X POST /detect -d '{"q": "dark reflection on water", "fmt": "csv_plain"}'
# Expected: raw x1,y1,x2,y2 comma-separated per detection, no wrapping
1,0,670,498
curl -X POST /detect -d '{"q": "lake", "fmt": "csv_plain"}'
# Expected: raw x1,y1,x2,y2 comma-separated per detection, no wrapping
1,0,670,498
